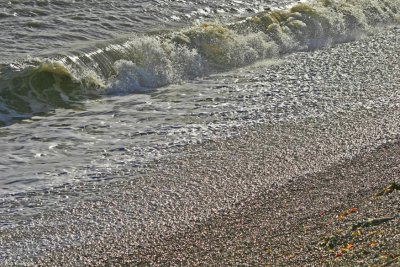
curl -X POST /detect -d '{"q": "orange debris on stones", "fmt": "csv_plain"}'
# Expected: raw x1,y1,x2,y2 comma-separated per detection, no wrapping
338,207,358,220
370,242,378,248
348,208,358,213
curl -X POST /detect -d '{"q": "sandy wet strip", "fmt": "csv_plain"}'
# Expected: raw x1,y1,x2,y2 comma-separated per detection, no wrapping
1,27,400,266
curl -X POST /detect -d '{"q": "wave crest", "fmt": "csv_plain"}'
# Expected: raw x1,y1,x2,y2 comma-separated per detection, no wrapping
0,61,103,125
0,0,399,125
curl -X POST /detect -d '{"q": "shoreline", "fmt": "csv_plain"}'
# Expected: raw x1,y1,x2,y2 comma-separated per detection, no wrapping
25,109,400,266
1,28,400,266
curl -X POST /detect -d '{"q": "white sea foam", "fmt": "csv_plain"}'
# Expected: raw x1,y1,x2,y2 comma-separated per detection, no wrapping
0,0,399,125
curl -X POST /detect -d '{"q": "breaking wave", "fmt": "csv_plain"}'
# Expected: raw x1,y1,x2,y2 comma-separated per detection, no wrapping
0,0,399,125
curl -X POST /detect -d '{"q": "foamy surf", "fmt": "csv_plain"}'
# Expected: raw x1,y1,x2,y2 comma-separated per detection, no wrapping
0,0,399,126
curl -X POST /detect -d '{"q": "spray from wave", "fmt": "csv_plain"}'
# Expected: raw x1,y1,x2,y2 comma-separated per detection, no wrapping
0,0,399,126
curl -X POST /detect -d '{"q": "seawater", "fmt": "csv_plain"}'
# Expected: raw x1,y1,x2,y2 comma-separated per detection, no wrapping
0,0,399,193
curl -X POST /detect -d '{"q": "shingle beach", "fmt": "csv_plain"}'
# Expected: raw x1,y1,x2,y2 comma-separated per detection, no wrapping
1,27,400,266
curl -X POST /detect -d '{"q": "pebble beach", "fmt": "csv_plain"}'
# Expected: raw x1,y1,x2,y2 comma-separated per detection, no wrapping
2,26,400,266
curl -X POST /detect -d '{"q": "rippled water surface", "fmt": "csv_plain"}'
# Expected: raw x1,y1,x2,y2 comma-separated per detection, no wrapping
0,0,290,63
